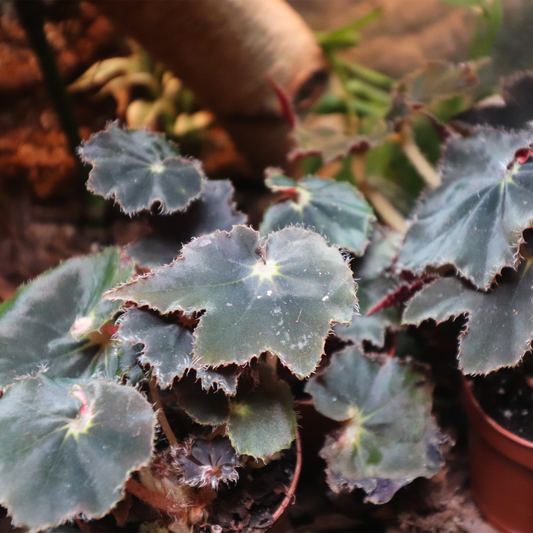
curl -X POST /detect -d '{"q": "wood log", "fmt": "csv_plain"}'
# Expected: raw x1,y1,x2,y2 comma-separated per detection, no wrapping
92,0,328,174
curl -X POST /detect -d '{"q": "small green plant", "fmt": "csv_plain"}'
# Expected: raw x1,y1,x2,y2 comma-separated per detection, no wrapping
68,41,212,138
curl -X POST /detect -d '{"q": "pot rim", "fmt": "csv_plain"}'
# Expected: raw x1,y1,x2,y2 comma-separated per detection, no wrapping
461,375,533,468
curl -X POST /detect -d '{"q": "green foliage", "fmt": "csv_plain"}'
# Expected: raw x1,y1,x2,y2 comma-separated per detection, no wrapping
290,120,388,163
14,38,533,526
173,363,296,459
126,179,246,268
403,245,533,374
0,376,156,531
316,9,382,55
80,123,204,215
335,227,403,347
442,0,502,59
108,226,357,379
226,364,296,458
0,248,133,389
398,128,533,290
117,307,194,388
306,347,446,503
173,374,230,426
393,60,483,108
261,173,375,254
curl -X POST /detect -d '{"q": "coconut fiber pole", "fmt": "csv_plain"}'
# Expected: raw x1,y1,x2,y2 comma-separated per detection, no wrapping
92,0,328,174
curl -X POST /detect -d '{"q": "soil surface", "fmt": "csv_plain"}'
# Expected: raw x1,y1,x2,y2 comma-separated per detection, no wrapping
471,354,533,441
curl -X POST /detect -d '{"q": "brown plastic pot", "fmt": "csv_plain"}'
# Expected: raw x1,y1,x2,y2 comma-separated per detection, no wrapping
462,377,533,533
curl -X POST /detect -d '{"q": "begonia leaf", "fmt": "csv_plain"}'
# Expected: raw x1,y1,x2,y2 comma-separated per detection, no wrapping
306,347,445,503
172,436,240,490
403,250,533,374
261,173,375,255
173,374,230,426
116,307,194,389
83,339,142,384
227,364,296,459
126,180,246,269
79,123,204,215
0,376,156,531
116,307,238,393
456,72,533,130
0,248,134,389
107,226,357,378
196,365,240,395
397,60,481,107
337,277,401,347
336,227,403,346
398,128,533,290
290,121,387,163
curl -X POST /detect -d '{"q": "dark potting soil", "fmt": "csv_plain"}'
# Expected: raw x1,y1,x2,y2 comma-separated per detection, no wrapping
195,441,298,533
470,354,533,441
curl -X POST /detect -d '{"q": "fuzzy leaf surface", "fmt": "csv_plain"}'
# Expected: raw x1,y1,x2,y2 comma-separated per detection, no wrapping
336,277,401,347
261,174,375,255
173,437,240,490
336,228,403,346
196,366,240,395
398,129,533,289
227,365,296,459
403,255,533,373
306,347,445,503
0,376,156,531
83,339,142,384
0,248,133,388
117,307,194,388
79,124,204,214
126,180,246,268
117,308,238,393
108,226,356,378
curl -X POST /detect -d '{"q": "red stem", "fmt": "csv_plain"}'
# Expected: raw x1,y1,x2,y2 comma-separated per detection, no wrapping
267,75,297,128
75,518,88,531
269,429,302,524
125,478,186,515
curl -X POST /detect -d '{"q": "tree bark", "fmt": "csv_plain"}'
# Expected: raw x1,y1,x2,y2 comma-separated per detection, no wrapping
92,0,328,174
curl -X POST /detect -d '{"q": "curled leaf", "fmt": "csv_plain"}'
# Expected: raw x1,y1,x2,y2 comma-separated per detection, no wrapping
171,436,241,490
117,307,194,389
